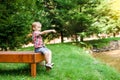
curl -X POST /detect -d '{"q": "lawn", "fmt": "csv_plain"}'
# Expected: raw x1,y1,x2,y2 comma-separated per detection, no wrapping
0,43,120,80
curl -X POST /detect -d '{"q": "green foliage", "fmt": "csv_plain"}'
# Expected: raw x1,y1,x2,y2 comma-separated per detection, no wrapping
43,0,102,42
0,0,119,50
95,0,120,34
0,0,46,50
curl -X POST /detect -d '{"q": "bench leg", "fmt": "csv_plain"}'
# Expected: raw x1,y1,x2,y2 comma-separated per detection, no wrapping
31,63,36,77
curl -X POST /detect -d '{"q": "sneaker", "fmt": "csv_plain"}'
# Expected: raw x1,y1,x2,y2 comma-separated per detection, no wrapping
45,63,53,69
51,63,54,66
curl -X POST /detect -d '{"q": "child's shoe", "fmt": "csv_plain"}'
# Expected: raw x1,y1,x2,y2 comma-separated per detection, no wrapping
45,63,53,69
51,63,54,66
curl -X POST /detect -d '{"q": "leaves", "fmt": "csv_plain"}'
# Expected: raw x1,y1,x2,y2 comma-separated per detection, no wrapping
1,0,119,50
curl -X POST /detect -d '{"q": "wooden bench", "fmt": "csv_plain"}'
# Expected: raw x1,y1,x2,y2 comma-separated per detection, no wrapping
0,51,45,77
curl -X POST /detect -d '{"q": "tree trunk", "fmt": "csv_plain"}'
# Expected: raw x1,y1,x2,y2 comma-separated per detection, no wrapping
80,35,84,42
1,47,7,51
113,33,116,37
60,31,64,43
75,34,78,42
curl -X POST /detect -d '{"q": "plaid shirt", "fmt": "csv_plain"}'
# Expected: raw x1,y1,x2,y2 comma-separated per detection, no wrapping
32,31,44,48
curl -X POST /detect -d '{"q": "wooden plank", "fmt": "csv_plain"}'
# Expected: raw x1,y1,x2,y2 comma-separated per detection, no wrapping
0,54,33,63
34,53,45,62
0,51,45,63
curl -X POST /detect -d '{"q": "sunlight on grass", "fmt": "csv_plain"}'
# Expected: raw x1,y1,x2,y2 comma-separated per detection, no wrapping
0,43,120,80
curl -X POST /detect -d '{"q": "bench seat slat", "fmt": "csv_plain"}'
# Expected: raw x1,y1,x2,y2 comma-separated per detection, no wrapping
0,51,44,63
0,51,45,77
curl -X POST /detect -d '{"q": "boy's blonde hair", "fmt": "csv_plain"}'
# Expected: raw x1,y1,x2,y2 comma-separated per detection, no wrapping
32,22,42,31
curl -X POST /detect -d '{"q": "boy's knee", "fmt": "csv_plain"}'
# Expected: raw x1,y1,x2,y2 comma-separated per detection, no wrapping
44,50,51,55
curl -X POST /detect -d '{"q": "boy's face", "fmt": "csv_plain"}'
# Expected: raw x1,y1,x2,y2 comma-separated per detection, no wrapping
34,23,42,31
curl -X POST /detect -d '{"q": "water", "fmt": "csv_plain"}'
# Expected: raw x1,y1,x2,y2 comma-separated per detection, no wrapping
92,50,120,72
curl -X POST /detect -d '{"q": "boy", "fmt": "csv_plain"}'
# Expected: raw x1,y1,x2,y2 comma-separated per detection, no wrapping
32,22,56,69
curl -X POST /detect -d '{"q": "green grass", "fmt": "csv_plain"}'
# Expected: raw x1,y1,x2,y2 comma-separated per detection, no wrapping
0,43,120,80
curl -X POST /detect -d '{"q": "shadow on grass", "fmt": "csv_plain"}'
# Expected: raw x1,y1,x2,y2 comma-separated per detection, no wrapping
0,65,30,76
0,64,45,76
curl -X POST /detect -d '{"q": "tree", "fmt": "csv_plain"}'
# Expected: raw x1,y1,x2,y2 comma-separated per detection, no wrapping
42,0,102,42
0,0,46,50
66,0,101,42
95,0,120,37
42,0,74,43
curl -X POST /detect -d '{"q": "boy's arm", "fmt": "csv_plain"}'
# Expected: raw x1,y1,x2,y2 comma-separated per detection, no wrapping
40,29,56,35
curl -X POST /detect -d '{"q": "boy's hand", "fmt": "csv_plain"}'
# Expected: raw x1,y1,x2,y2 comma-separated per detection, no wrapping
52,29,56,33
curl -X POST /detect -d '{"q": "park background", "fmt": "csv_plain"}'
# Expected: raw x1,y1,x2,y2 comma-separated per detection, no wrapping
0,0,120,80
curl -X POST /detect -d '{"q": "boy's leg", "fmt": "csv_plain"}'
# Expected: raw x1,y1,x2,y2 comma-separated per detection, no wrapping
44,50,52,64
44,51,54,69
37,47,53,69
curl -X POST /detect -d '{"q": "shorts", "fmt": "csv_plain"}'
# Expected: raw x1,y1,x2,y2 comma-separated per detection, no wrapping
35,47,51,54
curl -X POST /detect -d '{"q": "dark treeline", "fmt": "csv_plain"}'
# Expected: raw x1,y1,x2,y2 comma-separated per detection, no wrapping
0,0,120,50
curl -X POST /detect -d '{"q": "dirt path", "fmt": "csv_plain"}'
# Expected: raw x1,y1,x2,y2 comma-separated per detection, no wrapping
92,50,120,72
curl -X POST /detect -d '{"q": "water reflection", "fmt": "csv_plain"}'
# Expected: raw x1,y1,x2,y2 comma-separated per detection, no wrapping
92,50,120,72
